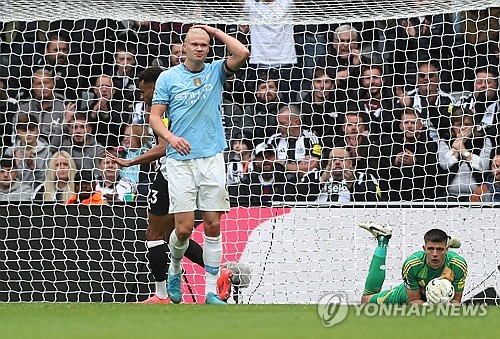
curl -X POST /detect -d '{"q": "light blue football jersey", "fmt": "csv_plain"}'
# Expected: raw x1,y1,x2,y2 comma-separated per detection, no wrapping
152,60,227,160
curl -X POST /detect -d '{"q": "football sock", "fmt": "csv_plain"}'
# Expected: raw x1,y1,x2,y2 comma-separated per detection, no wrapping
185,239,205,268
377,235,390,248
169,231,189,276
146,240,169,299
203,234,222,296
363,246,387,296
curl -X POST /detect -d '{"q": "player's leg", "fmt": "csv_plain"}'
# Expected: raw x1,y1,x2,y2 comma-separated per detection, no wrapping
359,222,393,304
142,213,173,303
202,210,225,304
166,211,194,303
140,171,172,304
165,157,197,303
196,153,231,304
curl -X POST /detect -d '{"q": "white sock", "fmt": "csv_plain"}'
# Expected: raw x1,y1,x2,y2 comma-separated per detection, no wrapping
169,231,189,276
146,240,164,248
203,234,222,296
155,281,168,299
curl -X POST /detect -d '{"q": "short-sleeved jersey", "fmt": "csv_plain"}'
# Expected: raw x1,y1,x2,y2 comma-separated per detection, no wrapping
152,60,227,160
402,250,467,299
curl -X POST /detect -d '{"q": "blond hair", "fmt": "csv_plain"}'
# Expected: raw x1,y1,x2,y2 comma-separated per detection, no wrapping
185,27,209,41
44,151,77,202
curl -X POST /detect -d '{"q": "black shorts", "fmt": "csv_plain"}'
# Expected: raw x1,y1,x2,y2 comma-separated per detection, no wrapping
148,170,170,216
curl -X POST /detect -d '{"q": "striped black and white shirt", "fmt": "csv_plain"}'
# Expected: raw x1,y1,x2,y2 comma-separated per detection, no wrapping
266,129,322,163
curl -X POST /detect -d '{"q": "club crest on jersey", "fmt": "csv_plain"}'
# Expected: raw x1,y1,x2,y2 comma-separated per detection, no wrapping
193,78,202,87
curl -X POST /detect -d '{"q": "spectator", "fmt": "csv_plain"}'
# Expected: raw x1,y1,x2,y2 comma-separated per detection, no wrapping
462,8,500,77
1,21,49,100
78,74,132,147
300,68,345,148
266,105,322,182
229,142,286,206
243,74,281,147
317,24,361,91
222,74,245,141
356,64,399,141
17,68,74,146
65,169,105,205
389,14,455,89
96,152,137,203
58,112,105,171
379,108,442,201
32,150,77,203
4,113,51,185
471,151,500,202
334,111,380,172
165,36,185,68
33,32,81,101
293,146,381,202
239,0,300,102
111,42,140,110
0,74,17,151
119,124,154,199
0,156,33,202
438,107,493,201
226,138,253,185
460,66,500,147
395,62,455,141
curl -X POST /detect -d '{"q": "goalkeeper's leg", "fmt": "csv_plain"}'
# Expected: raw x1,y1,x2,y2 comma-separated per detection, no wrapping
359,222,392,304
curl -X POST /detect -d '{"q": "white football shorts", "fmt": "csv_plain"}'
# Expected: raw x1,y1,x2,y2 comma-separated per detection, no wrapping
163,153,230,213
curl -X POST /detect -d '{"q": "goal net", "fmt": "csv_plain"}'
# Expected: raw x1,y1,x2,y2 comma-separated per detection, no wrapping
1,0,500,304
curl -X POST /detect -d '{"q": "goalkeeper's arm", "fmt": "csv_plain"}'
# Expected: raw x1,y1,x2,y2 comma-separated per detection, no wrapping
451,291,463,305
406,288,425,304
107,138,166,168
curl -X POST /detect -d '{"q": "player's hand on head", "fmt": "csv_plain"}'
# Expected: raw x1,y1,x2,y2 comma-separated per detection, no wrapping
191,25,218,37
169,135,191,156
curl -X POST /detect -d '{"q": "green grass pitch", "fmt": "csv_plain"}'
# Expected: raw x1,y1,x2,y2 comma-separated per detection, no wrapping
0,304,498,339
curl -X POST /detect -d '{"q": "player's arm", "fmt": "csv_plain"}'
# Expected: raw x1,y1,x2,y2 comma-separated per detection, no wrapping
451,291,463,305
450,256,468,305
150,104,191,156
402,257,425,304
106,138,167,167
193,25,250,75
406,288,425,304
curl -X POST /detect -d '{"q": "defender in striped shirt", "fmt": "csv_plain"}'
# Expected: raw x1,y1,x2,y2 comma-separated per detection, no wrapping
359,225,467,305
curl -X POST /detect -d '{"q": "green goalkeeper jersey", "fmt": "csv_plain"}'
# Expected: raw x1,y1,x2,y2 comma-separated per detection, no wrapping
371,250,467,305
401,250,467,301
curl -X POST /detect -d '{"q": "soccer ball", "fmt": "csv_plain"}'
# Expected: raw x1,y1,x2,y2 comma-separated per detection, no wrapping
426,278,455,301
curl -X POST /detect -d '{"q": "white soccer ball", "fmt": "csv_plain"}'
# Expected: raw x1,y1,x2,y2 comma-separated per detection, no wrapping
426,278,455,301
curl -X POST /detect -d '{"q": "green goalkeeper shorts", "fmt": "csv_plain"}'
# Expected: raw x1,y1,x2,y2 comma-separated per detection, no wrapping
368,284,409,305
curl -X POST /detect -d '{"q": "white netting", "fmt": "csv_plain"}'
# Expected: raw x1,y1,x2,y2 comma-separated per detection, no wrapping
1,1,499,23
0,2,499,304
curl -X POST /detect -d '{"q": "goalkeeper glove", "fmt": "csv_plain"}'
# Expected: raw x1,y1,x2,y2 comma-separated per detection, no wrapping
426,289,443,305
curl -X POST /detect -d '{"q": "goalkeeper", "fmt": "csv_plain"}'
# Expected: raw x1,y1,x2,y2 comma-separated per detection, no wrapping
107,66,233,304
359,223,467,305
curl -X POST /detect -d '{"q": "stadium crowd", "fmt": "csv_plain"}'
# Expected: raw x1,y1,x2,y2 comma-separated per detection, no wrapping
1,9,500,205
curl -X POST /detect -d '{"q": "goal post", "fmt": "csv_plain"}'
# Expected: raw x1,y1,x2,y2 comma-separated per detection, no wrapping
1,1,500,304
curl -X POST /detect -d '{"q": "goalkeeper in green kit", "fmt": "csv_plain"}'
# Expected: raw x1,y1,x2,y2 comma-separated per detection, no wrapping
359,223,467,305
